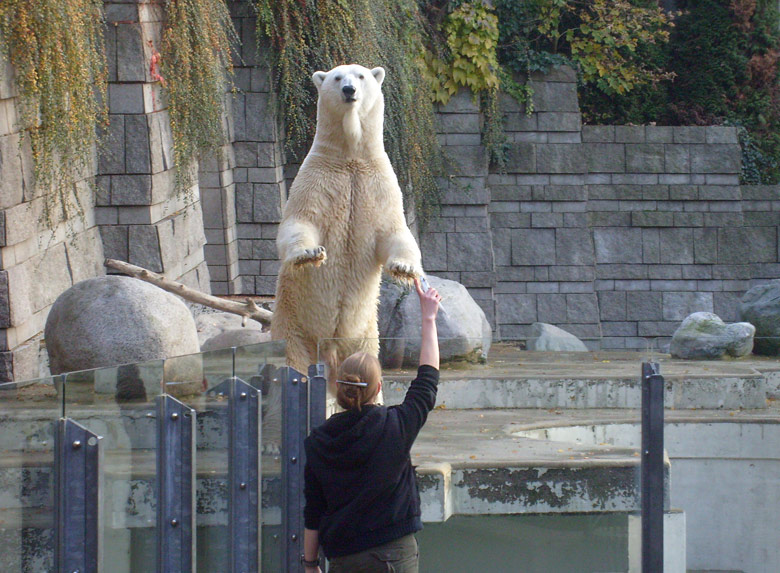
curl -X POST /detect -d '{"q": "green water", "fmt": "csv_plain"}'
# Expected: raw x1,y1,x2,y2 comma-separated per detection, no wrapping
417,514,628,573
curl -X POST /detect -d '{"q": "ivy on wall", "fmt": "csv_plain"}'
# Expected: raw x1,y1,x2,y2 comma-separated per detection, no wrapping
423,0,517,168
423,1,500,104
0,0,107,223
160,0,239,189
255,0,443,225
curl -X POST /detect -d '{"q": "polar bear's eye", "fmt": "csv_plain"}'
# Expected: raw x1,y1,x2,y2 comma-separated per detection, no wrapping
334,75,342,82
359,74,364,80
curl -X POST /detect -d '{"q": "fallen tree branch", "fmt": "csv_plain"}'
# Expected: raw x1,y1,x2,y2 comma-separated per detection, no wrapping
104,259,273,327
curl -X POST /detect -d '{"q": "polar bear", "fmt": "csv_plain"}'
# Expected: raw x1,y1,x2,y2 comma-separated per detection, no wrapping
271,64,422,385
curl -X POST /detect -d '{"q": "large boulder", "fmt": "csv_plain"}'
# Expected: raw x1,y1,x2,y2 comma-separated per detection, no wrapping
527,323,588,352
669,312,755,360
378,275,491,368
45,275,201,376
740,280,780,355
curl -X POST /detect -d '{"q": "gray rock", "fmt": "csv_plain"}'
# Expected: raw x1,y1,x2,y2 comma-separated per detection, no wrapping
669,312,755,360
378,275,491,368
45,275,201,380
194,307,265,346
526,323,589,352
201,329,271,352
740,280,780,355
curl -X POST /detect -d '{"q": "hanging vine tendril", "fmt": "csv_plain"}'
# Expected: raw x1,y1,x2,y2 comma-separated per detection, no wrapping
159,0,239,190
0,0,107,225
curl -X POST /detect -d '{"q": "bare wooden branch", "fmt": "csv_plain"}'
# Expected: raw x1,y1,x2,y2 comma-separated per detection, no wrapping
104,259,273,326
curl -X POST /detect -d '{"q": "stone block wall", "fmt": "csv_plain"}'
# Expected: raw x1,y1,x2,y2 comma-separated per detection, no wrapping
0,60,105,381
422,67,780,348
199,107,241,295
99,1,210,292
0,1,214,381
583,125,777,347
485,68,602,342
423,90,495,325
229,3,287,297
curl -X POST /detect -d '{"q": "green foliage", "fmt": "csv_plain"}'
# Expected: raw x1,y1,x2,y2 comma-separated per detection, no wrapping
424,1,529,168
160,0,238,189
481,88,509,169
579,36,671,125
494,0,570,76
256,0,443,224
497,0,674,97
424,1,500,105
560,0,674,96
667,0,745,123
668,0,780,183
0,0,107,223
738,124,779,184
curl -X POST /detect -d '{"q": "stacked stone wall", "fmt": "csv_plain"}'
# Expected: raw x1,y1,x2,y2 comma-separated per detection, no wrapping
0,60,105,381
0,1,214,381
423,92,495,325
229,4,287,298
98,1,210,293
423,67,780,348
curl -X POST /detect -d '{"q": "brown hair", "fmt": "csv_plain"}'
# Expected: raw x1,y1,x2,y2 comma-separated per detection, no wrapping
336,352,382,411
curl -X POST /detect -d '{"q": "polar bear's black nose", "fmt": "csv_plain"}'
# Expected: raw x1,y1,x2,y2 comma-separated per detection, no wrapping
342,85,356,97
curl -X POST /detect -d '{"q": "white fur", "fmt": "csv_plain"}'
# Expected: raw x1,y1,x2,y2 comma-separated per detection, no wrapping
272,64,422,387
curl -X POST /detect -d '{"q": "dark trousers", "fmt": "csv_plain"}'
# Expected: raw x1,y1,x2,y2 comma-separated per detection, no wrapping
327,534,419,573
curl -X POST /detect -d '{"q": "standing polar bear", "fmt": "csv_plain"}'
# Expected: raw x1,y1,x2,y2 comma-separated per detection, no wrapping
271,64,423,381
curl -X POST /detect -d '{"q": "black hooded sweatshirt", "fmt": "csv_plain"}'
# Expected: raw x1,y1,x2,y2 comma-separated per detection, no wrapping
303,365,439,558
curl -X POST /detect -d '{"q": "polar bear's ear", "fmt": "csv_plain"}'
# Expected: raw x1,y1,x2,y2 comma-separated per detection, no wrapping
371,67,385,87
312,71,328,89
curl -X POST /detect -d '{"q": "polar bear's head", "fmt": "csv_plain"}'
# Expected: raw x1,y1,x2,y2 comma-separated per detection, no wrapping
312,65,386,153
312,64,385,115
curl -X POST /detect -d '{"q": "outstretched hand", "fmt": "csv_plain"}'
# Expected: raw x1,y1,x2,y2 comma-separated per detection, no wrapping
415,277,441,321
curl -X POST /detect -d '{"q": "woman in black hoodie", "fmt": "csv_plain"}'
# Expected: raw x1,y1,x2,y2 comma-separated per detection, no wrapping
301,277,441,573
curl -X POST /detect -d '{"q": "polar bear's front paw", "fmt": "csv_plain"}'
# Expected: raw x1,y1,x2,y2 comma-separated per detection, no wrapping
290,246,327,267
386,260,420,283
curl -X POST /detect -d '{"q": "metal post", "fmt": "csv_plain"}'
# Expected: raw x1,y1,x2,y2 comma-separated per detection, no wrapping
156,395,196,573
54,418,103,573
229,377,262,572
641,362,664,571
281,367,308,572
308,363,327,432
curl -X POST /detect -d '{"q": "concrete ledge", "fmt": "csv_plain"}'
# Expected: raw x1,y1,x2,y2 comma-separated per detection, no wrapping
385,374,767,410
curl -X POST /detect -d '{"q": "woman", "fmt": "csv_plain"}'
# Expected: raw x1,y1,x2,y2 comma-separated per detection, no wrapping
301,277,442,572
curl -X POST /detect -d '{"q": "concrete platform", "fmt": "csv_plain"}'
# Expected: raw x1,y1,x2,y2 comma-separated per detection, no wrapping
384,345,780,410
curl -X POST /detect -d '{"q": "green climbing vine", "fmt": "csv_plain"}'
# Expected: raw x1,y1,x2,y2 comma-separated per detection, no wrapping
423,1,533,168
159,0,238,189
423,0,500,104
255,0,443,225
0,0,107,224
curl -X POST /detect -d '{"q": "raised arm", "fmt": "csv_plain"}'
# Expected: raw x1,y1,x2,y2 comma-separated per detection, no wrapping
393,278,441,449
415,277,440,369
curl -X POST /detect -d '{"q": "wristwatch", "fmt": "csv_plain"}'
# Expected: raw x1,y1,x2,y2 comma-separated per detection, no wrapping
300,554,321,567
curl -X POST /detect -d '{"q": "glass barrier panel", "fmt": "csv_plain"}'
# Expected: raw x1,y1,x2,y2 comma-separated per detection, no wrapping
164,346,233,573
62,358,165,572
0,375,62,573
163,341,288,572
240,341,287,573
